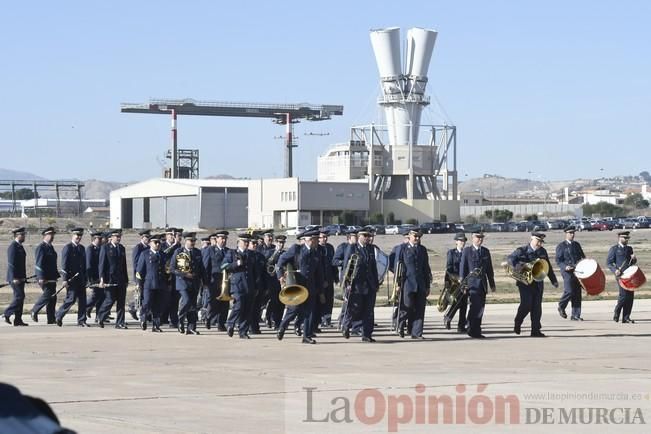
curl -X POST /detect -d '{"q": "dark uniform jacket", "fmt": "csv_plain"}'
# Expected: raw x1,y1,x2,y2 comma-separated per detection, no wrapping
99,242,128,285
136,249,166,291
277,243,324,294
460,245,496,292
85,243,101,285
607,243,636,275
333,241,350,281
132,242,149,280
35,241,60,281
507,245,557,289
345,243,379,295
170,247,205,292
7,240,26,282
61,242,86,284
446,248,463,276
555,240,586,279
224,249,256,296
318,243,338,285
401,243,432,295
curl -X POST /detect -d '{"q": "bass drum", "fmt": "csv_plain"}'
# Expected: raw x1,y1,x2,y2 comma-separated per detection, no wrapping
573,259,605,296
620,265,647,291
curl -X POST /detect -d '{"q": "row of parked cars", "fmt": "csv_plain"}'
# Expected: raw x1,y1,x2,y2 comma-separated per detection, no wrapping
287,216,651,236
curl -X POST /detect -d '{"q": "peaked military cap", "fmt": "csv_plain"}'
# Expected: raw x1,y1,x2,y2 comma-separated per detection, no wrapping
174,227,184,234
70,227,84,236
454,232,467,241
472,230,485,238
275,234,287,242
109,229,122,237
165,227,176,234
90,230,103,238
531,232,546,242
138,229,151,237
213,230,229,238
617,231,631,238
41,227,56,236
11,227,26,235
182,232,196,240
300,229,320,239
237,233,252,241
564,226,576,233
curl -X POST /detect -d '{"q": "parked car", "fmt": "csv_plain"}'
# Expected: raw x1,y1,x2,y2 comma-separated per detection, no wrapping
399,224,419,234
368,224,386,235
526,220,547,232
346,225,362,233
504,221,527,232
489,223,505,232
463,223,484,234
323,224,347,236
591,221,609,231
546,219,568,230
285,226,305,235
620,218,639,229
578,219,592,231
385,225,400,235
420,222,449,234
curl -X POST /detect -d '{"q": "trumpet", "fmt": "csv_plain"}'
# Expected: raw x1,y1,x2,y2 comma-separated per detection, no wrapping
502,258,549,285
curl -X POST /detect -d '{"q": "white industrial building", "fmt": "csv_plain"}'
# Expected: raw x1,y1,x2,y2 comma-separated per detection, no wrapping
110,177,369,230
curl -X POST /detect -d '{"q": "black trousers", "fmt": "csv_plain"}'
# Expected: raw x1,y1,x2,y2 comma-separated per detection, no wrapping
98,284,127,326
280,293,316,338
86,286,105,317
515,284,543,333
399,290,427,337
558,274,582,317
341,290,376,338
55,283,87,323
446,294,468,329
320,282,335,324
227,293,250,336
265,283,284,328
206,276,230,328
178,287,199,330
4,282,26,323
467,289,486,336
247,289,263,333
614,283,635,320
32,282,57,323
141,287,161,326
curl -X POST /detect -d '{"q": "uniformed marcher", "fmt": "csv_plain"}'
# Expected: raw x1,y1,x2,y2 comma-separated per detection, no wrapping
160,227,180,327
388,233,409,332
85,231,105,321
264,234,286,329
206,230,230,331
128,229,151,320
444,232,468,331
608,231,638,323
555,226,586,320
170,232,206,335
199,235,212,322
30,227,60,324
459,231,496,339
223,233,256,338
4,227,29,326
508,232,558,337
97,229,129,329
340,228,379,342
247,235,266,334
276,230,324,344
257,231,276,329
317,229,338,328
136,234,166,332
396,229,432,339
333,228,359,332
55,228,88,327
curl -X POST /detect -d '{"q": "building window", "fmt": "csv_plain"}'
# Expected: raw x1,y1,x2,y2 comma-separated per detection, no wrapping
474,200,479,204
463,199,468,204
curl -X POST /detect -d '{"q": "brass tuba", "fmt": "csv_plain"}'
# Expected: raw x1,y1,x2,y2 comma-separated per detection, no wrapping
502,258,549,285
340,253,359,295
437,272,460,312
389,260,405,304
175,251,192,274
217,270,232,302
279,262,309,306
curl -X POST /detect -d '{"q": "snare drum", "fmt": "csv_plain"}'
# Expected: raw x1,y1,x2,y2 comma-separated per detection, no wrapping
619,265,646,291
573,259,605,296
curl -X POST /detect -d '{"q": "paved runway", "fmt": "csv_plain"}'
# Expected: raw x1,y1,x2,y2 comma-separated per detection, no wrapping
2,299,651,433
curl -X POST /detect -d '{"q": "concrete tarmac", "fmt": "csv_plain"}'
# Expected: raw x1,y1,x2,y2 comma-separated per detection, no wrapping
2,299,651,433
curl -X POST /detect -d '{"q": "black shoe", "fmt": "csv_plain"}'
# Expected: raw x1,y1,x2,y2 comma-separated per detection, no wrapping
217,325,227,332
468,333,486,339
362,337,376,343
116,324,128,329
98,321,104,328
227,327,234,337
343,328,350,339
56,318,63,327
47,320,56,325
277,328,285,340
85,310,93,319
399,326,405,338
444,317,451,330
457,326,468,333
78,322,90,327
411,335,425,340
129,309,139,321
613,315,619,323
186,329,200,335
14,321,29,327
302,337,316,344
178,323,185,334
141,321,147,331
514,323,521,335
570,316,583,321
531,331,546,337
239,333,250,339
30,312,38,323
4,315,11,325
294,327,302,337
315,327,322,334
108,315,115,320
558,306,567,319
266,319,273,329
622,318,635,324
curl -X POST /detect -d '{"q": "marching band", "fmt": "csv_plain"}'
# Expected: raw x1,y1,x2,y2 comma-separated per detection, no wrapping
2,225,647,343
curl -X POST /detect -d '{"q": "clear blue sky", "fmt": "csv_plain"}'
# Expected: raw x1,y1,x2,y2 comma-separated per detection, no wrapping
1,1,649,182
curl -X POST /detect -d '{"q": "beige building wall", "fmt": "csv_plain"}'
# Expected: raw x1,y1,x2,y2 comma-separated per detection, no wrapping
371,199,460,223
